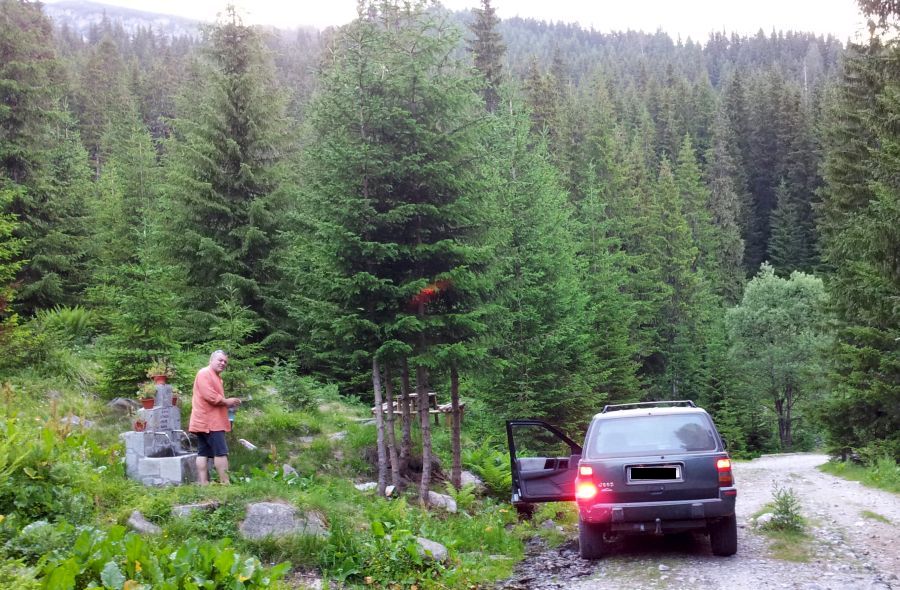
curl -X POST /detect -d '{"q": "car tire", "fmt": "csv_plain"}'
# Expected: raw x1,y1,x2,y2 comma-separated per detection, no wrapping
708,514,737,556
578,519,606,559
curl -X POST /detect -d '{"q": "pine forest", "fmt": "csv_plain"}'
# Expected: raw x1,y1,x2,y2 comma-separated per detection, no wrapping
0,0,898,587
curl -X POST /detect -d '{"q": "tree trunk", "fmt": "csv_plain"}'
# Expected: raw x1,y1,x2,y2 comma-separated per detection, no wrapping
783,382,794,449
372,357,388,496
774,396,788,450
384,364,401,488
450,363,462,490
417,363,432,505
399,357,412,468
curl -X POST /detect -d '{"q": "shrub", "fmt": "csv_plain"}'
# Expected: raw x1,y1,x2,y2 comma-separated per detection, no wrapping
269,361,321,410
764,485,804,532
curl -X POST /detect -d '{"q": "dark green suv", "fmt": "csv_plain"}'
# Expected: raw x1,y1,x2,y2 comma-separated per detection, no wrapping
506,401,737,559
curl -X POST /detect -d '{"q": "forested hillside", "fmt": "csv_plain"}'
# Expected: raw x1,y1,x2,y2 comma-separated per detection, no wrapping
0,0,897,466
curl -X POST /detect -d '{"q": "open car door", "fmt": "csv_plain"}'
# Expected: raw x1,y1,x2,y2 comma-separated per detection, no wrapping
506,420,582,504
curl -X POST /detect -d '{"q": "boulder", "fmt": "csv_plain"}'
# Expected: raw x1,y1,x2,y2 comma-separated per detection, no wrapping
354,482,377,491
385,534,448,563
239,502,328,540
427,491,457,513
108,397,139,413
414,536,448,562
282,464,299,478
127,510,162,535
460,470,486,493
755,513,775,528
172,501,220,518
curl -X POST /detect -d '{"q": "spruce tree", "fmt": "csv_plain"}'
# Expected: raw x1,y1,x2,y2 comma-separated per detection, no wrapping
162,8,292,346
819,28,900,460
467,0,505,113
301,0,488,500
769,179,809,275
477,98,597,425
704,106,747,303
1,0,91,315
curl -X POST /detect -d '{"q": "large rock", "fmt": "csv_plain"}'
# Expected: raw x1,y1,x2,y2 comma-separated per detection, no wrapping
385,535,448,563
108,397,139,413
127,510,162,535
172,501,220,518
239,502,328,540
460,470,486,493
414,537,449,562
427,491,457,513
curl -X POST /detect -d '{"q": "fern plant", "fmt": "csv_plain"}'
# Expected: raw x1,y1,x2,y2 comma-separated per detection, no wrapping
462,439,512,498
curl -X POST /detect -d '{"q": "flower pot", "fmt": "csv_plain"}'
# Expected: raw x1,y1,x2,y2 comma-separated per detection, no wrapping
150,374,168,385
133,420,146,432
140,398,155,409
171,395,179,406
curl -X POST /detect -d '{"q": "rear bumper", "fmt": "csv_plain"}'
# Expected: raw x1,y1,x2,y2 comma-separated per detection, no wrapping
579,488,736,529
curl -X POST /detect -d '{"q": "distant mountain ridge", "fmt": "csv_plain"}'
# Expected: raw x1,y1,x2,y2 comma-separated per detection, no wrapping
43,0,202,38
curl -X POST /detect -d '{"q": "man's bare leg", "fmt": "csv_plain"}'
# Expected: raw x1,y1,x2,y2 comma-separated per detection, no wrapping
196,456,209,485
214,455,230,485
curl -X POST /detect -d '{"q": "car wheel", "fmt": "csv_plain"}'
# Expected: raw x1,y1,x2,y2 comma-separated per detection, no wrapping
708,514,737,556
578,519,606,559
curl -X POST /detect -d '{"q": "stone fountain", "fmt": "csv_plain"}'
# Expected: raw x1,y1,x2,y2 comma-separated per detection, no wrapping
122,383,197,486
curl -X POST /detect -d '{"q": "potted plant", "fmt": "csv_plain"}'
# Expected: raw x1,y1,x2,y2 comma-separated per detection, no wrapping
146,357,175,384
171,386,182,406
137,381,157,409
133,418,147,432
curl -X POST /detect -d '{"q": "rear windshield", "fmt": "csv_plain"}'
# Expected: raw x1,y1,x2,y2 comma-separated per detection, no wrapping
586,413,718,458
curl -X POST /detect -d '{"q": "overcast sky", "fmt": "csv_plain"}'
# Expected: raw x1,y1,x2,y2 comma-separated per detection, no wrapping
48,0,867,42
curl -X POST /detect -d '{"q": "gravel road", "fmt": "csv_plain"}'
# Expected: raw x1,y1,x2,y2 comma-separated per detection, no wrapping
495,453,900,590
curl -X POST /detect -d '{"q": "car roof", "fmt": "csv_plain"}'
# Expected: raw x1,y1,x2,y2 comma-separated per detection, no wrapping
590,406,710,421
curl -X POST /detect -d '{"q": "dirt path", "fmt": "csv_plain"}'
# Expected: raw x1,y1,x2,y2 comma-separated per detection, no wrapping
495,453,900,590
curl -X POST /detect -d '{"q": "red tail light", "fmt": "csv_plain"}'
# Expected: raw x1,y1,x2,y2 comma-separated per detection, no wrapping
716,458,734,487
576,481,598,500
575,465,598,500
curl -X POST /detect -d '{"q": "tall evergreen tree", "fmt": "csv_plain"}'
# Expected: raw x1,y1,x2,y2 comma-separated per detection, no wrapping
477,97,598,425
301,0,488,500
1,0,91,315
162,8,293,346
819,21,900,460
467,0,505,113
704,106,746,303
769,179,810,274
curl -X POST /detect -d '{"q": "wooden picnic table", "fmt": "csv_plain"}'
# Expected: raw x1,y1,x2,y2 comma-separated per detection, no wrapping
372,392,464,425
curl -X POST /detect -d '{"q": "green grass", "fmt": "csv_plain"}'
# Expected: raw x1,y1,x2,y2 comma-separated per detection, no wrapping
762,528,813,562
819,457,900,494
860,510,891,524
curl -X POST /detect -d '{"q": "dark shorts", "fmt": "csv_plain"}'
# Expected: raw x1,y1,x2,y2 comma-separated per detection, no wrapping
192,431,228,457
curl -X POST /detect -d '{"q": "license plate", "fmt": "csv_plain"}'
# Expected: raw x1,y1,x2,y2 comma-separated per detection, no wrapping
628,464,682,481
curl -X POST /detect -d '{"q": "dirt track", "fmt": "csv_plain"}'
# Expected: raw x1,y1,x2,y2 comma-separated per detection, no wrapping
496,453,900,590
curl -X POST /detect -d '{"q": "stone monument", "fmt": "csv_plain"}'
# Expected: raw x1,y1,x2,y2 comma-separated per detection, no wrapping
122,383,197,486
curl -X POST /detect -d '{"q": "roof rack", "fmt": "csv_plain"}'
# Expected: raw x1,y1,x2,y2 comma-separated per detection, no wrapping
601,400,696,413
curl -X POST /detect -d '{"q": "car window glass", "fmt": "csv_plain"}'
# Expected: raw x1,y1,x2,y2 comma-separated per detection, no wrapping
511,424,574,458
587,414,717,457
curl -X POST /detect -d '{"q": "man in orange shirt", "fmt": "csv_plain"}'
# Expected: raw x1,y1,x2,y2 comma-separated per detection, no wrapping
189,350,242,485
